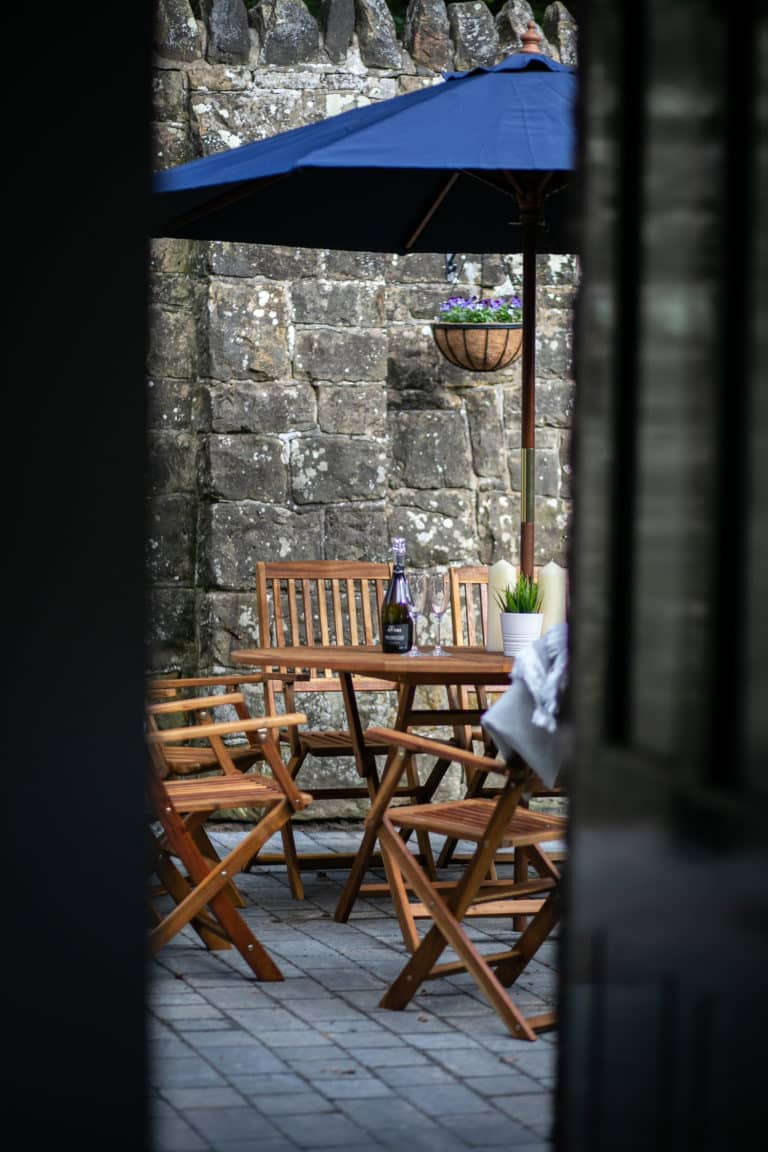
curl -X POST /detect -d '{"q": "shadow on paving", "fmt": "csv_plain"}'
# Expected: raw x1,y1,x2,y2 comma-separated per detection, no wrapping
147,821,561,1152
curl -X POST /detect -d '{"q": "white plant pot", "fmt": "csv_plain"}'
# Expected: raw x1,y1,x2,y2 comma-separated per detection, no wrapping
500,612,543,655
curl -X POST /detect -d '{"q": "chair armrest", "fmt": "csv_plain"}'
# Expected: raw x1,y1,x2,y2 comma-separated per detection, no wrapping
365,726,510,775
149,672,309,688
146,712,308,744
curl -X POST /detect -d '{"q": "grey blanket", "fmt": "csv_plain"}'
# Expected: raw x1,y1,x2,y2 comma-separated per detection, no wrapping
481,623,569,789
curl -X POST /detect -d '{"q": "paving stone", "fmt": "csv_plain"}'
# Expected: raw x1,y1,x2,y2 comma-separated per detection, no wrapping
184,1104,283,1142
160,1085,246,1110
269,1112,370,1147
148,825,556,1152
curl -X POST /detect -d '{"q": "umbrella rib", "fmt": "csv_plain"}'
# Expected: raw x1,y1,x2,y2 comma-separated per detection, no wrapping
170,173,289,228
404,173,460,251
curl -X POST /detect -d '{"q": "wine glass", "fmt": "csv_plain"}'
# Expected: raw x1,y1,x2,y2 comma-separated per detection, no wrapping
406,572,428,656
429,570,450,656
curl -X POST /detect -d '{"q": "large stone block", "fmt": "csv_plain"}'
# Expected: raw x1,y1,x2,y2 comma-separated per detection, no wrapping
320,250,390,279
154,0,203,62
389,251,448,283
504,375,575,429
477,489,519,563
202,380,316,432
290,435,388,503
206,280,291,381
355,0,402,69
145,586,198,674
534,320,574,378
389,410,473,489
189,88,321,155
559,429,573,500
198,590,262,665
200,501,324,588
147,377,199,432
198,433,289,501
495,2,557,58
149,240,205,281
388,488,478,566
186,62,254,92
146,493,197,583
202,0,251,64
294,328,388,381
404,0,451,72
208,242,320,279
448,0,500,70
385,283,450,324
325,504,390,561
477,489,570,566
317,383,387,435
149,269,204,310
249,0,320,65
151,69,188,121
543,1,578,65
465,385,507,478
147,302,199,380
148,431,198,495
386,327,445,404
292,280,384,326
319,0,355,65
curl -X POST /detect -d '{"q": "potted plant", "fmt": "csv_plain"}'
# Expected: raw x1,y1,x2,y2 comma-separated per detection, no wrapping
495,574,543,655
431,293,523,372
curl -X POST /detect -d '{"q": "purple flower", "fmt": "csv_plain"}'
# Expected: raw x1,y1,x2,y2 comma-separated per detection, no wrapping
435,291,523,324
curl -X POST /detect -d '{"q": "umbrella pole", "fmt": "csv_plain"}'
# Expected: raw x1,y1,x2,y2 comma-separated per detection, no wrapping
518,191,541,582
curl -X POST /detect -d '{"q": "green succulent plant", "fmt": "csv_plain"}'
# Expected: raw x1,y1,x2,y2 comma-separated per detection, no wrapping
495,574,542,614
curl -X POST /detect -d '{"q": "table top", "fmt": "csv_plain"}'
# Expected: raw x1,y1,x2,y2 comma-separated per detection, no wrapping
230,644,513,687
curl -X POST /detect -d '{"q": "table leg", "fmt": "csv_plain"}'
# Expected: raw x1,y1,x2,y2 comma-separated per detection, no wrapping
334,684,417,923
338,670,380,784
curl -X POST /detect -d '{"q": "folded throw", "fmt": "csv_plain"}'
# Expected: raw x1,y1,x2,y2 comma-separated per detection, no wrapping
481,623,569,789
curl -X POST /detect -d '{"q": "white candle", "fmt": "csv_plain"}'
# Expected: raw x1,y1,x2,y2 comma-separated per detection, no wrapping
538,560,567,634
486,560,516,651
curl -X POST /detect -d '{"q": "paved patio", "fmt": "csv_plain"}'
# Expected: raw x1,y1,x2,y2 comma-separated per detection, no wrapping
148,822,560,1152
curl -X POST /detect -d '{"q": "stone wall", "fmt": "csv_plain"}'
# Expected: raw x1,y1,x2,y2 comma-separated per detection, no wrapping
147,0,578,807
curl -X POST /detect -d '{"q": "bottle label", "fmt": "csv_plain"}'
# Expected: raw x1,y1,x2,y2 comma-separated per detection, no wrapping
382,622,410,653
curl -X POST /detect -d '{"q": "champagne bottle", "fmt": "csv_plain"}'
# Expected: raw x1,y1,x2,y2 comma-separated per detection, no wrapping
381,536,413,653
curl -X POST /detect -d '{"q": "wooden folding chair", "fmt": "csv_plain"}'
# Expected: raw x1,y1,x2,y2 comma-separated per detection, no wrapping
445,565,566,883
363,726,566,1040
251,559,417,875
146,692,312,974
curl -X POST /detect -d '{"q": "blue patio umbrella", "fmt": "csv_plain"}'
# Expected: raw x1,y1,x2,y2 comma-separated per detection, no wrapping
151,37,578,577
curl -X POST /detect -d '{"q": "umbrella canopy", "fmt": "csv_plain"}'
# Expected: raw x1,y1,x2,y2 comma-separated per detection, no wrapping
151,39,578,577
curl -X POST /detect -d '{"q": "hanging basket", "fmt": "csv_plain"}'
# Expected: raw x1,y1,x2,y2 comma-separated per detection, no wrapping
431,322,523,373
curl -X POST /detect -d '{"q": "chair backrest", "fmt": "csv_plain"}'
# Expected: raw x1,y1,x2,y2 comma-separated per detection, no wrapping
449,564,545,647
255,560,395,704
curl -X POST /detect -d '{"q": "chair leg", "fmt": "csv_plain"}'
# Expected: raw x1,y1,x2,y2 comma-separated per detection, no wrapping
377,817,540,1041
151,842,231,951
513,845,529,930
191,823,247,907
403,751,437,879
280,821,305,900
151,801,293,980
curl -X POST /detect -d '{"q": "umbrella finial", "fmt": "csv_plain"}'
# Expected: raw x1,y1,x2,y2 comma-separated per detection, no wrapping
520,21,543,54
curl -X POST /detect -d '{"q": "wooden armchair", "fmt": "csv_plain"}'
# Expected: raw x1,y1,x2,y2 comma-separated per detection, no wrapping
146,692,312,973
361,727,565,1040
